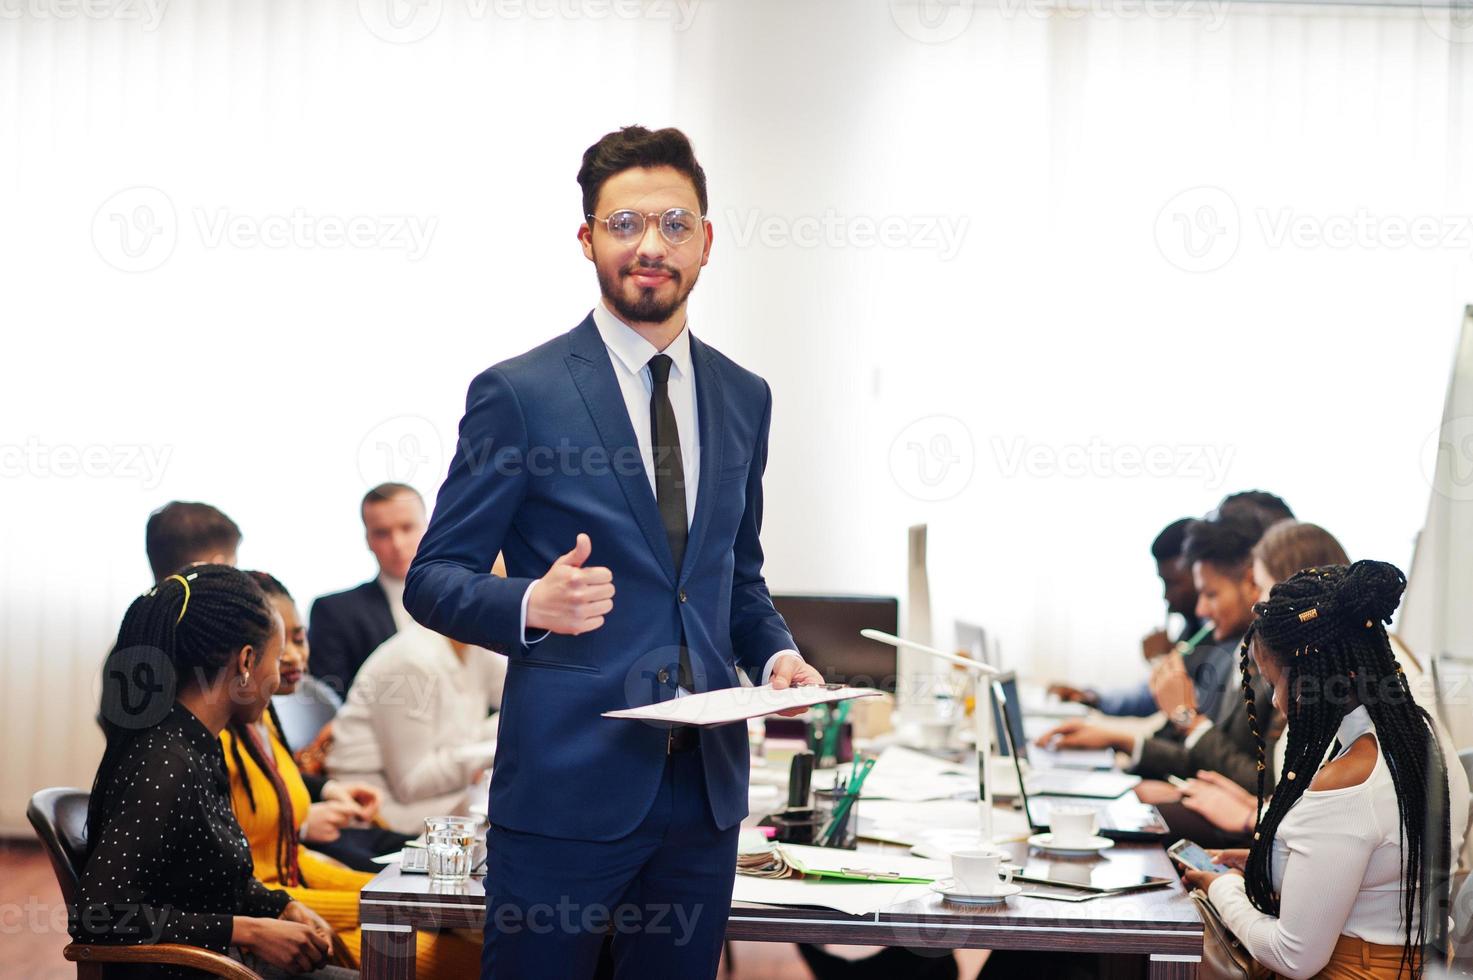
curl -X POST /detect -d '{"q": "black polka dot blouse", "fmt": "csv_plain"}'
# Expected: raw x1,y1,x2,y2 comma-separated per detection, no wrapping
72,703,293,978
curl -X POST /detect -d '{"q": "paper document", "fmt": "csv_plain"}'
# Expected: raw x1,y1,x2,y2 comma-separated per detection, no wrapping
779,843,947,883
602,684,883,728
732,875,933,916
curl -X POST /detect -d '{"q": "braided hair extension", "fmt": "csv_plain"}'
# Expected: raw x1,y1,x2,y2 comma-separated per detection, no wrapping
87,564,275,857
1239,561,1451,978
228,570,305,887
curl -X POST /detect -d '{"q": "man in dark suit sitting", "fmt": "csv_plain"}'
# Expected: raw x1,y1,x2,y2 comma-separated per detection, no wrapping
308,482,427,699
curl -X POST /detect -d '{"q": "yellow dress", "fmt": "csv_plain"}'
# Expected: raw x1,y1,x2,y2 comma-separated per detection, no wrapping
221,713,481,977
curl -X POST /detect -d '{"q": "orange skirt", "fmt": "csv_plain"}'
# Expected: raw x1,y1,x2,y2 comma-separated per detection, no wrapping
1258,934,1417,980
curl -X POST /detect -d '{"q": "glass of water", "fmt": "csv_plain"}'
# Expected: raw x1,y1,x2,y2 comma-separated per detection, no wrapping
426,827,475,882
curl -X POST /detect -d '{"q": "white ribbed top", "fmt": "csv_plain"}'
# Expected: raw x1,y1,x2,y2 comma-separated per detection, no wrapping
1210,704,1470,980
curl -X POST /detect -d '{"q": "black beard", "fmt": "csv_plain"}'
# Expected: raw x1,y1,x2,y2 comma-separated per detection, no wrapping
597,263,697,324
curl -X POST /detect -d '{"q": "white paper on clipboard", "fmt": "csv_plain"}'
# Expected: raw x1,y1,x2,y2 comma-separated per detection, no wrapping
601,684,883,728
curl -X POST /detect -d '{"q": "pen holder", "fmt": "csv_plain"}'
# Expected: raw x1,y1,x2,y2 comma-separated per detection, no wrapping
769,807,823,846
813,787,858,850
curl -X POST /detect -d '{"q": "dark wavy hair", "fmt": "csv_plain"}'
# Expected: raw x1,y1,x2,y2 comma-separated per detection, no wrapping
577,125,708,221
1239,560,1450,978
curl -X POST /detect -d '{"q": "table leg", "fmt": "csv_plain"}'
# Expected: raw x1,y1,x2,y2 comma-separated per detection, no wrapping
360,922,417,980
1148,953,1200,979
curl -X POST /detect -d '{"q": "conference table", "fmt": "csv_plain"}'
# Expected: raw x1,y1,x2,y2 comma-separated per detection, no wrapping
357,835,1204,978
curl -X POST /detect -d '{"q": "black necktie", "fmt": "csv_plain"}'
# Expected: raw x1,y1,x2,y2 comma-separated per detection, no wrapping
648,354,692,691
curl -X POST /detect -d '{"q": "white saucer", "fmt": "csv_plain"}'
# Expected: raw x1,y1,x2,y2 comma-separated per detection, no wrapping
1027,832,1114,854
930,878,1023,904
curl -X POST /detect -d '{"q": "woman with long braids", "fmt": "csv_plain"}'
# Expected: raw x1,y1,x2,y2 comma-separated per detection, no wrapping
73,564,354,979
1182,560,1469,979
221,571,480,978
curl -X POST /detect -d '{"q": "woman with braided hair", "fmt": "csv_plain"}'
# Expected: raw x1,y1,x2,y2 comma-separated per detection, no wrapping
1181,560,1469,979
74,564,354,979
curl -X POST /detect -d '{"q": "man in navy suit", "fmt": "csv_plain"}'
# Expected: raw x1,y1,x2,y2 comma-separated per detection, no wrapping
309,482,427,698
404,125,822,979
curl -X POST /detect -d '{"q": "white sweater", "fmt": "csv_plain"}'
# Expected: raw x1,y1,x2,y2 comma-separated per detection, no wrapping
325,624,507,833
1210,704,1470,980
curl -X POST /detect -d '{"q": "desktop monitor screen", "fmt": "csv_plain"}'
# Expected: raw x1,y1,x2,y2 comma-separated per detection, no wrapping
991,673,1027,759
770,594,900,692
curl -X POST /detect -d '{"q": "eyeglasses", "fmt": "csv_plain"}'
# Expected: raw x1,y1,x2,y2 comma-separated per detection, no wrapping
586,208,706,246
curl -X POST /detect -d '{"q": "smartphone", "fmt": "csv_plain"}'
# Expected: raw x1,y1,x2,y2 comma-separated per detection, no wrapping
1167,838,1230,874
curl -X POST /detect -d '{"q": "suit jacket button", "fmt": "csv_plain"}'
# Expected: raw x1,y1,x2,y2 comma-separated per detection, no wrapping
657,668,670,684
678,589,688,603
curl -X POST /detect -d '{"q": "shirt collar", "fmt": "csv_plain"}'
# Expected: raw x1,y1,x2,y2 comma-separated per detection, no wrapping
1335,704,1373,747
169,702,223,757
591,299,693,382
377,572,405,597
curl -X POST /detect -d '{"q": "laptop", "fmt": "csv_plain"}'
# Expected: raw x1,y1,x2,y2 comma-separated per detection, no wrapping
993,680,1169,841
990,674,1141,798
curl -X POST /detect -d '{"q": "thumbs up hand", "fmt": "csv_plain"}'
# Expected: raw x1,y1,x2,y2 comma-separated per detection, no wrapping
526,533,616,636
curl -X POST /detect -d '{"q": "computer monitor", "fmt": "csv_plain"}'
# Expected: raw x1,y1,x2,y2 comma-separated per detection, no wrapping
770,594,900,692
954,619,991,668
990,672,1027,760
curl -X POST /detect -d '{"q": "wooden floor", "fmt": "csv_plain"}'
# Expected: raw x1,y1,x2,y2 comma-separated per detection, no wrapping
0,839,984,978
0,839,74,980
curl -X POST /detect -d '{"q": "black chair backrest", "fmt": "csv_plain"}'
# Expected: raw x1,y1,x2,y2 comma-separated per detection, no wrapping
27,787,90,907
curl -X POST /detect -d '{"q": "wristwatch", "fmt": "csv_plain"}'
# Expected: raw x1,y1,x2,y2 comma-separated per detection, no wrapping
1170,705,1199,730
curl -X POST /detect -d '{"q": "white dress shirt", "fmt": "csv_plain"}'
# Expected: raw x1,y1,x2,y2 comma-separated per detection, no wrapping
377,572,412,633
325,623,507,833
519,300,799,686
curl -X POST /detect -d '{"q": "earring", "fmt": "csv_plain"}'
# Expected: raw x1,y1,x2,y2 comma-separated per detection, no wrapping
239,672,250,688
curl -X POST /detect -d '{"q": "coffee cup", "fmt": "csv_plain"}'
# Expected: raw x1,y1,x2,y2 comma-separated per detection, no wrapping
1048,805,1099,846
917,719,953,751
951,848,1014,895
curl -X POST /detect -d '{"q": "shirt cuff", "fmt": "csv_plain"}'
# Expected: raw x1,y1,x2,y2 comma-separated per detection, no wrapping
761,650,803,685
520,580,549,646
1128,733,1145,767
1183,717,1215,750
1208,872,1246,904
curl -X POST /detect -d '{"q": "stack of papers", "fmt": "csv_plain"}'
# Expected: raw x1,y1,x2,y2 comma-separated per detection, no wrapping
731,844,947,916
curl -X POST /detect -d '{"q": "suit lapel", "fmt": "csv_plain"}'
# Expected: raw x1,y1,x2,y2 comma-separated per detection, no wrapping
564,315,678,585
367,579,397,638
681,336,724,586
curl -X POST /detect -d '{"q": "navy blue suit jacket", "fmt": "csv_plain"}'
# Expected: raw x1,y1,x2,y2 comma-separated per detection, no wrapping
404,314,796,841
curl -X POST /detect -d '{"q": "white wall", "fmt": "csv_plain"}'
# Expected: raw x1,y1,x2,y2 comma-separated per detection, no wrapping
4,0,1472,832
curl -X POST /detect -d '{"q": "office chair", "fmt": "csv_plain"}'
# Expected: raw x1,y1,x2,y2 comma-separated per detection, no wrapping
27,787,262,980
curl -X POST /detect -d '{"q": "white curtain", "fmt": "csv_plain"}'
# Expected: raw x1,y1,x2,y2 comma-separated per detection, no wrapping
3,0,1472,831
